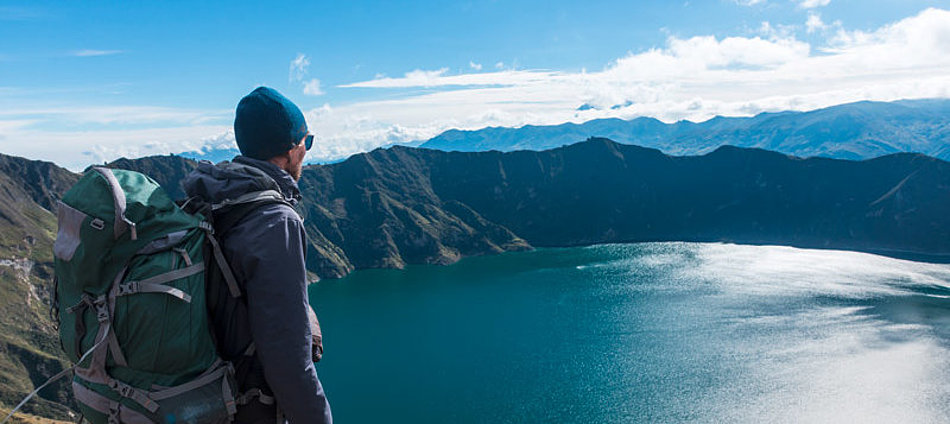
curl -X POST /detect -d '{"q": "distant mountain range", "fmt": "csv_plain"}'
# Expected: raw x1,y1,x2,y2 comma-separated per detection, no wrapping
175,146,241,164
421,99,950,161
2,138,949,419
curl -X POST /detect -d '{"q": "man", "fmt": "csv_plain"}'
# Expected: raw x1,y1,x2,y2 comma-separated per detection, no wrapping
182,86,332,423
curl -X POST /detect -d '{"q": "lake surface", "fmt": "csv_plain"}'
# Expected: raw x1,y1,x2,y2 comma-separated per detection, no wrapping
308,242,950,423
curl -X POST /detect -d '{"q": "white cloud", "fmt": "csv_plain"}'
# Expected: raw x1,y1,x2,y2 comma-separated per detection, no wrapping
0,105,230,170
303,79,324,96
758,21,797,41
494,61,505,70
73,49,122,57
4,125,231,171
4,8,950,169
349,68,451,88
806,13,826,33
469,61,483,71
342,69,562,89
0,105,227,126
289,53,310,83
798,0,830,8
735,0,765,6
307,8,950,162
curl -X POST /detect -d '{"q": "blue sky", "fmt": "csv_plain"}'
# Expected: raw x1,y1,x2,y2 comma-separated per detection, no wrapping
1,0,948,169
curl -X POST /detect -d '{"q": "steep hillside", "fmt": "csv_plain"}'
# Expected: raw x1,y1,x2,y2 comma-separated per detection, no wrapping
0,155,77,420
298,150,531,277
417,139,950,256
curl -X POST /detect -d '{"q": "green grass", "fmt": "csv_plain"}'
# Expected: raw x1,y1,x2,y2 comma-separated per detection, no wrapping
0,200,75,420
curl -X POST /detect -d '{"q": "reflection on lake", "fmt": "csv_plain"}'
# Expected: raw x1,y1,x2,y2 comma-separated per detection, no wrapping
309,242,950,423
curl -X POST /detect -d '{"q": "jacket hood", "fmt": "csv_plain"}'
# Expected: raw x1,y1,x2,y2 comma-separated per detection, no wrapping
182,155,302,206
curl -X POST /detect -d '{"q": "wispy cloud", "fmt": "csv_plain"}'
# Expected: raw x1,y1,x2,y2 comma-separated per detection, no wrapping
806,13,826,33
291,54,326,97
798,0,831,9
735,0,766,6
73,49,123,57
0,105,228,126
289,53,310,83
351,68,451,88
0,6,46,21
304,79,324,96
341,68,560,89
469,61,483,71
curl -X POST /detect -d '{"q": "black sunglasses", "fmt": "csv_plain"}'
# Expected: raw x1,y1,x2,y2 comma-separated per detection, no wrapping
303,134,314,150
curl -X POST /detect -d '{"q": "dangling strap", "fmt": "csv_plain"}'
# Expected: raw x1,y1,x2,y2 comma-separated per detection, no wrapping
202,222,242,298
0,325,110,424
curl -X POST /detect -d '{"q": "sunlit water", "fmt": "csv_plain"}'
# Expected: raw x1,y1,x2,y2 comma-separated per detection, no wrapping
308,242,950,423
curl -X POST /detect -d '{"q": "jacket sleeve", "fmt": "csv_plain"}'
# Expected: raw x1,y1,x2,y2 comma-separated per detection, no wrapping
228,206,332,424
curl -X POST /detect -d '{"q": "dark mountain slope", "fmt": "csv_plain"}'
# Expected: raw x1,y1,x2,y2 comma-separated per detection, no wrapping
0,154,78,212
103,155,198,201
407,138,950,256
298,148,531,277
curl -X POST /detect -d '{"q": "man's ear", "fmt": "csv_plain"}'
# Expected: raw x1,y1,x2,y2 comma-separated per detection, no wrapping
266,148,293,168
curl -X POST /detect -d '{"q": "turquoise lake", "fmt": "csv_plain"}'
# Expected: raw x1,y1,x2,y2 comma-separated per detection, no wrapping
307,242,950,423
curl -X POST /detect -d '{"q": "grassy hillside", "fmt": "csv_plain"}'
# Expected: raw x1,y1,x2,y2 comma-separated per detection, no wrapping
0,156,78,420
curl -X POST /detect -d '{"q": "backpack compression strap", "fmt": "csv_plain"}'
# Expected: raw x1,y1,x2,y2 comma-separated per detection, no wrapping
91,167,138,241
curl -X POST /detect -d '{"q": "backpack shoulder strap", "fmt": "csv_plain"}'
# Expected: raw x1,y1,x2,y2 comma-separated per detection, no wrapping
213,195,294,236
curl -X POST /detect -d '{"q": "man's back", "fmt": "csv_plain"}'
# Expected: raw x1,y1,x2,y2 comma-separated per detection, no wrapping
182,155,332,424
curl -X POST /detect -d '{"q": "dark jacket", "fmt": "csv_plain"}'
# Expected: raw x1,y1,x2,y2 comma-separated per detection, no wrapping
182,156,332,424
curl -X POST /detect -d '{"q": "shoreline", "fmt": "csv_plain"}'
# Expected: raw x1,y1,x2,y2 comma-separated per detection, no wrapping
316,239,950,282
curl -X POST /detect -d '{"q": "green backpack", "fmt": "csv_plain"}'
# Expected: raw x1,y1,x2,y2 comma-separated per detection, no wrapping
50,167,241,424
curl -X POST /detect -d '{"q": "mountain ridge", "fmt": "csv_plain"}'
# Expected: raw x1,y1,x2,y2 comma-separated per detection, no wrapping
420,99,950,161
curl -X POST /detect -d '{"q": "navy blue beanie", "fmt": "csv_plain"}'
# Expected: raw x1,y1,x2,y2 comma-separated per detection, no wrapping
234,86,309,160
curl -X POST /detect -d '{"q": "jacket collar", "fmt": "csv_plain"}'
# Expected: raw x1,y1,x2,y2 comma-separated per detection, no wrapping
232,155,302,205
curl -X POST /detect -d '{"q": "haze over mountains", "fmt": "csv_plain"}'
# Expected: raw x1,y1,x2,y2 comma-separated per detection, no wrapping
171,99,950,167
422,99,950,161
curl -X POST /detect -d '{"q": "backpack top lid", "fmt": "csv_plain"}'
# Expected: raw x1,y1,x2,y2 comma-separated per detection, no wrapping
54,167,202,295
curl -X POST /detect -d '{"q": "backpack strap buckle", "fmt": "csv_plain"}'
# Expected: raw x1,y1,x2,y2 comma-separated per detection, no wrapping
92,296,109,323
107,402,120,424
109,380,132,398
235,388,275,406
116,282,137,296
107,379,159,413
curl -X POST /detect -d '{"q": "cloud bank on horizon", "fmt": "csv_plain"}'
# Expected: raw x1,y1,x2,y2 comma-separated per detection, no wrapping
303,7,950,163
1,4,949,170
